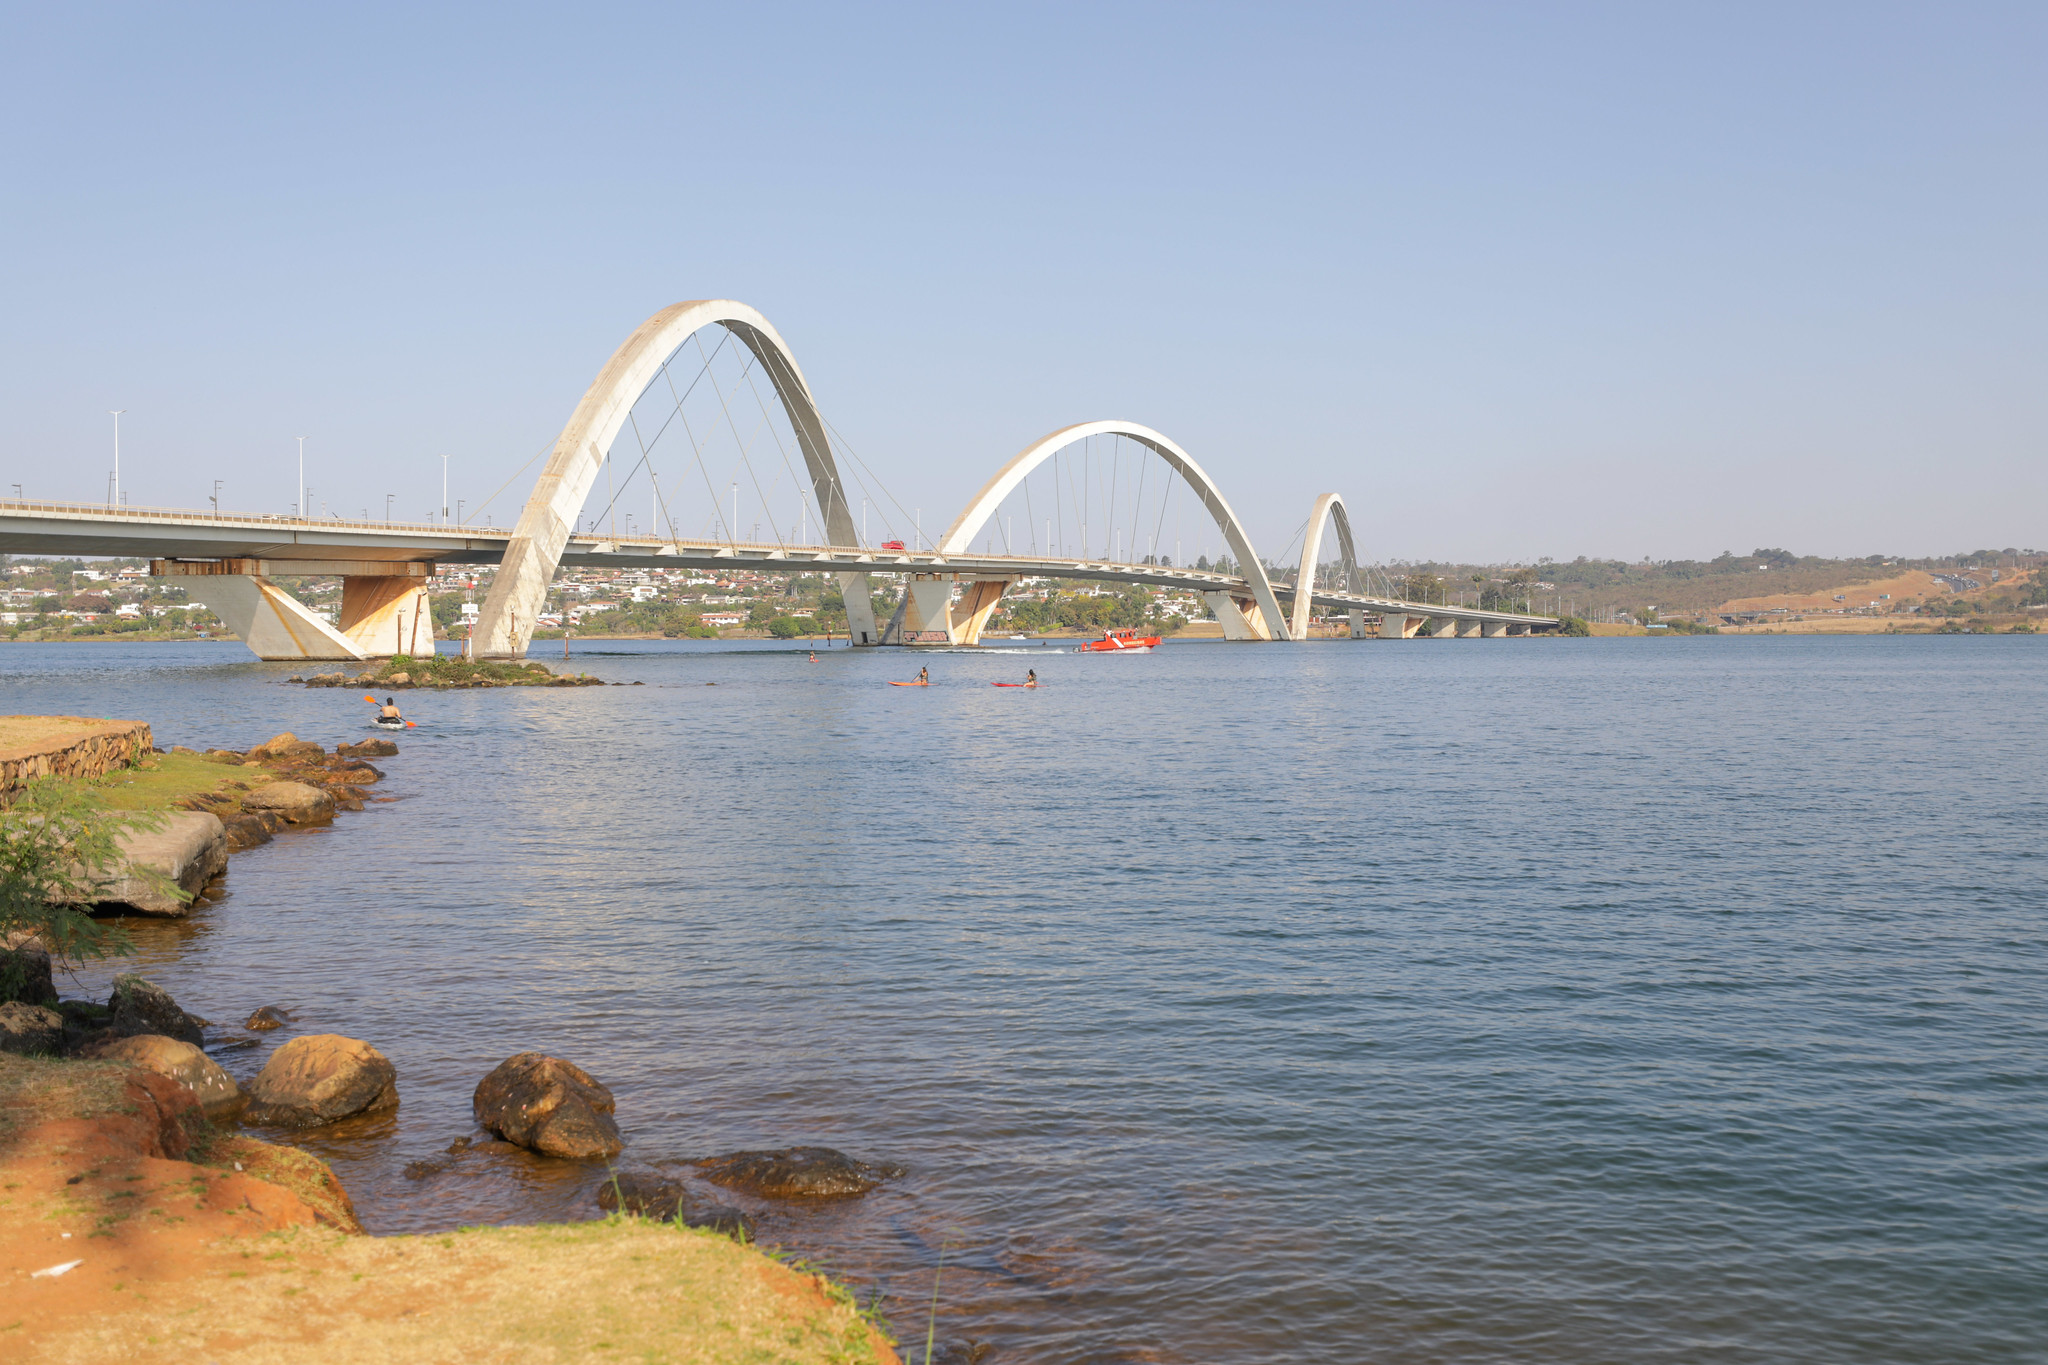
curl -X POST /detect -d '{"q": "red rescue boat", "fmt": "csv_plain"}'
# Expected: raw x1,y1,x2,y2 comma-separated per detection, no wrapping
1071,627,1161,653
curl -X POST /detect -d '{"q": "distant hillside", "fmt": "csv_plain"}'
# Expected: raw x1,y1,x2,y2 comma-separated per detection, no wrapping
1363,547,2046,623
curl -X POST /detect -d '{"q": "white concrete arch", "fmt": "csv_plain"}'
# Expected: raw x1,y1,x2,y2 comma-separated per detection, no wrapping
937,420,1291,641
473,300,876,656
1289,492,1360,640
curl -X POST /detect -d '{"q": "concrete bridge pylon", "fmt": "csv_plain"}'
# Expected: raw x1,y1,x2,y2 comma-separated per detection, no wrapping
936,419,1294,644
470,300,879,658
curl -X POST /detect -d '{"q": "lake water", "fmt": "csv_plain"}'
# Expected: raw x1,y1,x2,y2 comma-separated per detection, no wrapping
8,635,2045,1364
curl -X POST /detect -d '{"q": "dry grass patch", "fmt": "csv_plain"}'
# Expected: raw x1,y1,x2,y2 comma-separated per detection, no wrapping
0,1053,134,1150
0,717,112,752
23,1218,900,1365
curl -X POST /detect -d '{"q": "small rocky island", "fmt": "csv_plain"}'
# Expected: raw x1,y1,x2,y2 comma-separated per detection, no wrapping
291,654,610,689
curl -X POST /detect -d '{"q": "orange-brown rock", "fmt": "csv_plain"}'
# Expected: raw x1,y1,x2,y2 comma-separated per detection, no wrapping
241,780,336,823
244,1033,398,1127
92,1033,242,1117
473,1052,623,1158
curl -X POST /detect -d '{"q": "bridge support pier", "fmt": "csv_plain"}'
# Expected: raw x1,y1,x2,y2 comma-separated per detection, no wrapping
837,571,880,646
948,577,1013,646
883,574,956,645
1483,622,1509,637
1427,616,1459,638
153,559,433,661
1507,623,1531,636
880,574,1015,646
1377,612,1424,639
1349,609,1365,639
1204,591,1275,641
1456,619,1484,638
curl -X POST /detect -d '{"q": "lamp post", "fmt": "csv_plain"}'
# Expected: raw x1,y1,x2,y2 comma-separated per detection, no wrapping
385,494,395,524
296,437,307,518
441,455,450,525
210,480,222,514
108,410,127,508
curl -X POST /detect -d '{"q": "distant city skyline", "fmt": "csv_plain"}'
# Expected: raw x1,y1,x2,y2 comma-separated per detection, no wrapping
2,2,2043,562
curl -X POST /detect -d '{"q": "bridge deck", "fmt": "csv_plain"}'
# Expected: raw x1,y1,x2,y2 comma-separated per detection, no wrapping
0,499,1555,628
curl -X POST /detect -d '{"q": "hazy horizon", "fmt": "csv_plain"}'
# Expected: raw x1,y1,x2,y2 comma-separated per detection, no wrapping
3,3,2043,564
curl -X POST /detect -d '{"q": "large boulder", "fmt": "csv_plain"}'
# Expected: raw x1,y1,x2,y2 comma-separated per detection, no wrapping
109,974,205,1046
245,1004,292,1030
0,1001,64,1055
1,933,57,1007
240,781,335,824
92,812,228,916
472,1053,624,1159
246,732,301,759
93,1034,242,1118
244,1034,398,1127
691,1146,904,1200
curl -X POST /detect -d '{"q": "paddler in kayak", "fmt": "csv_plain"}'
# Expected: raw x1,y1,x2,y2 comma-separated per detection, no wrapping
377,696,403,724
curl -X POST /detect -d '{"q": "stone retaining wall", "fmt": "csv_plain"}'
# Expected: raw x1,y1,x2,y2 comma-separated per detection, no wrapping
0,717,154,792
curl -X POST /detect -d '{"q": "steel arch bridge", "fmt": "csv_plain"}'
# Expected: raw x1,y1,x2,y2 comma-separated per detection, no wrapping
0,299,1556,658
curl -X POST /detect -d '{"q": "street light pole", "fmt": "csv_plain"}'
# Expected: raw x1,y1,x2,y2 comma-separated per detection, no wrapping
297,436,306,518
108,410,127,507
441,455,450,525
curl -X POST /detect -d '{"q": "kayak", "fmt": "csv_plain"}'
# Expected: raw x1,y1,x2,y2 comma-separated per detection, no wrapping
373,717,408,730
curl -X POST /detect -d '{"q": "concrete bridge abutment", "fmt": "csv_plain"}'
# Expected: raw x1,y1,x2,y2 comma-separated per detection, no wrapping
1205,591,1276,641
152,559,433,661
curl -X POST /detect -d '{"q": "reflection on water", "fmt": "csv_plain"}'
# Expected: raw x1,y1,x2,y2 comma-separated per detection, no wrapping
10,636,2048,1364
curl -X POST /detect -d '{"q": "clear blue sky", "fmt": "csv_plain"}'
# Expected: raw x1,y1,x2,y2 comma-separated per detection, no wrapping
3,2,2042,562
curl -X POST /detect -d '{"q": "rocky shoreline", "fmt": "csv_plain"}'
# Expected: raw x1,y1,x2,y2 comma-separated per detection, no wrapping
1,732,907,1360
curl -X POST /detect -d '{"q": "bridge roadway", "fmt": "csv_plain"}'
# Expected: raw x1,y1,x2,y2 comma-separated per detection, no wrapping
0,497,1556,653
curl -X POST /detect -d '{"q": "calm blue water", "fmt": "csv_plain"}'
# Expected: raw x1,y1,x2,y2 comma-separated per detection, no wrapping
8,635,2045,1364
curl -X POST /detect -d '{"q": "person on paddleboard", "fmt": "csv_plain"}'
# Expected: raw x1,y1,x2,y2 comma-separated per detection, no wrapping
917,665,929,686
1026,668,1036,687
